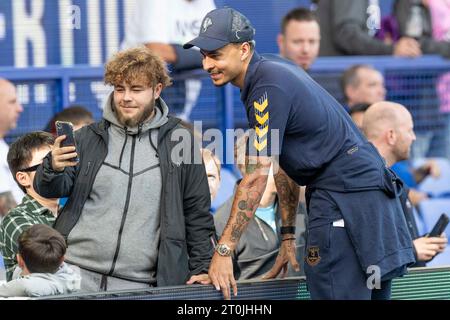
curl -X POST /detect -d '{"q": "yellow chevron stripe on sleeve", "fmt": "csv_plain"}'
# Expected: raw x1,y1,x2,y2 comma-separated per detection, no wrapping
255,112,269,125
254,99,268,113
256,125,268,138
254,138,267,152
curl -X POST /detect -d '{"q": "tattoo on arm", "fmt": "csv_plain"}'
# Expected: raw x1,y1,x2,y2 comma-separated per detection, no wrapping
222,156,271,245
238,201,247,210
228,189,263,243
0,192,17,217
274,170,299,227
245,162,264,174
231,211,251,242
238,191,260,212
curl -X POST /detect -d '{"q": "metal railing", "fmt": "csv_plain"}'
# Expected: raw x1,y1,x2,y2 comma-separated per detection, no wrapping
37,266,450,300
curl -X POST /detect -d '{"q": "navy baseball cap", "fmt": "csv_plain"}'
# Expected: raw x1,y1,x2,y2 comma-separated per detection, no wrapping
183,8,255,51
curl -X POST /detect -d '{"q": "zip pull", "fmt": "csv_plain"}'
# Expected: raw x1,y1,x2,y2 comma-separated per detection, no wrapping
84,161,92,175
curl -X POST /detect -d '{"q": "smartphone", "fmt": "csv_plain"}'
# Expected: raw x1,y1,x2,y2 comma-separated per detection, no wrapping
55,121,79,162
428,213,450,237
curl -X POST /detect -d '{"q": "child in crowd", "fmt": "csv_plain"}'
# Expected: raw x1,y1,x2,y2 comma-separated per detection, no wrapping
0,224,80,297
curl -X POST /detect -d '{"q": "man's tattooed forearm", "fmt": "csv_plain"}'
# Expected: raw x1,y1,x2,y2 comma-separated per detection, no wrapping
224,182,264,244
238,200,247,210
275,172,299,226
276,173,298,206
238,190,261,212
236,211,251,224
231,225,242,243
230,211,251,242
245,162,264,174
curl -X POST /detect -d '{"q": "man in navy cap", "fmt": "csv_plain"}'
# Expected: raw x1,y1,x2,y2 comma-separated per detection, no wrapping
184,8,415,300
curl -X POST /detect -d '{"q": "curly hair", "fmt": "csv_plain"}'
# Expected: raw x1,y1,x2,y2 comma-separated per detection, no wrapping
105,46,172,89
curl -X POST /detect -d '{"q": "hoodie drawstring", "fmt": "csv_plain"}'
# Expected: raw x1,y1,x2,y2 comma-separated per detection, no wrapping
149,129,159,158
138,123,144,141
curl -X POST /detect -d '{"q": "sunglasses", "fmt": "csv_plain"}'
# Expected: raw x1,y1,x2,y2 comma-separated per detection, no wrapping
19,163,41,173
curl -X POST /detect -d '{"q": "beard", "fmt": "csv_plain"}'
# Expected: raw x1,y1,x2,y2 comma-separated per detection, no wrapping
116,98,156,128
393,144,410,162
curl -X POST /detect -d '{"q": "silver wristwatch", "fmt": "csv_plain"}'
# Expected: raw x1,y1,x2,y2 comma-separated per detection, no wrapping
215,243,232,257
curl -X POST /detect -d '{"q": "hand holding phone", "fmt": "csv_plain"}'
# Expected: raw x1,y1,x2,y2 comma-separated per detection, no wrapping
52,121,79,172
56,121,77,148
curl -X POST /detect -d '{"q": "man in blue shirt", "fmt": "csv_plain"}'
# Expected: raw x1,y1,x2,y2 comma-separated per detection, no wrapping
184,8,415,300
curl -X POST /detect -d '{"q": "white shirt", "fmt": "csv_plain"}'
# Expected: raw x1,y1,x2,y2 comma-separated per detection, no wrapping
121,0,216,49
0,139,24,204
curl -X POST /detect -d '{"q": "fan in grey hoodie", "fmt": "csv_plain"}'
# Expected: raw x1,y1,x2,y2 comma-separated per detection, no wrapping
34,47,215,293
0,263,81,298
64,92,169,291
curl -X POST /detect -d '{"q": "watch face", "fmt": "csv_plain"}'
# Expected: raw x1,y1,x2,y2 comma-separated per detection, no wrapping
217,244,231,256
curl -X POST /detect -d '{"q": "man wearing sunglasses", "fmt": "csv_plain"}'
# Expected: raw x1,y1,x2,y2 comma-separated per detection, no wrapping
0,131,58,281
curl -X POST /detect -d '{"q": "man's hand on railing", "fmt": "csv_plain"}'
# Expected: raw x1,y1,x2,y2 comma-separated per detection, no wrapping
186,273,211,285
208,253,237,300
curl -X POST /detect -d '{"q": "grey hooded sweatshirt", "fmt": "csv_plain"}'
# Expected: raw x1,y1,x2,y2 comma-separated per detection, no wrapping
65,93,169,284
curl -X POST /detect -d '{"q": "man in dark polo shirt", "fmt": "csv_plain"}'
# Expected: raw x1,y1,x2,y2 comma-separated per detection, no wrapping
184,8,415,300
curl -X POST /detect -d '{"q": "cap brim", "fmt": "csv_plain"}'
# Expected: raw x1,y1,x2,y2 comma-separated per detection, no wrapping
183,36,229,51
